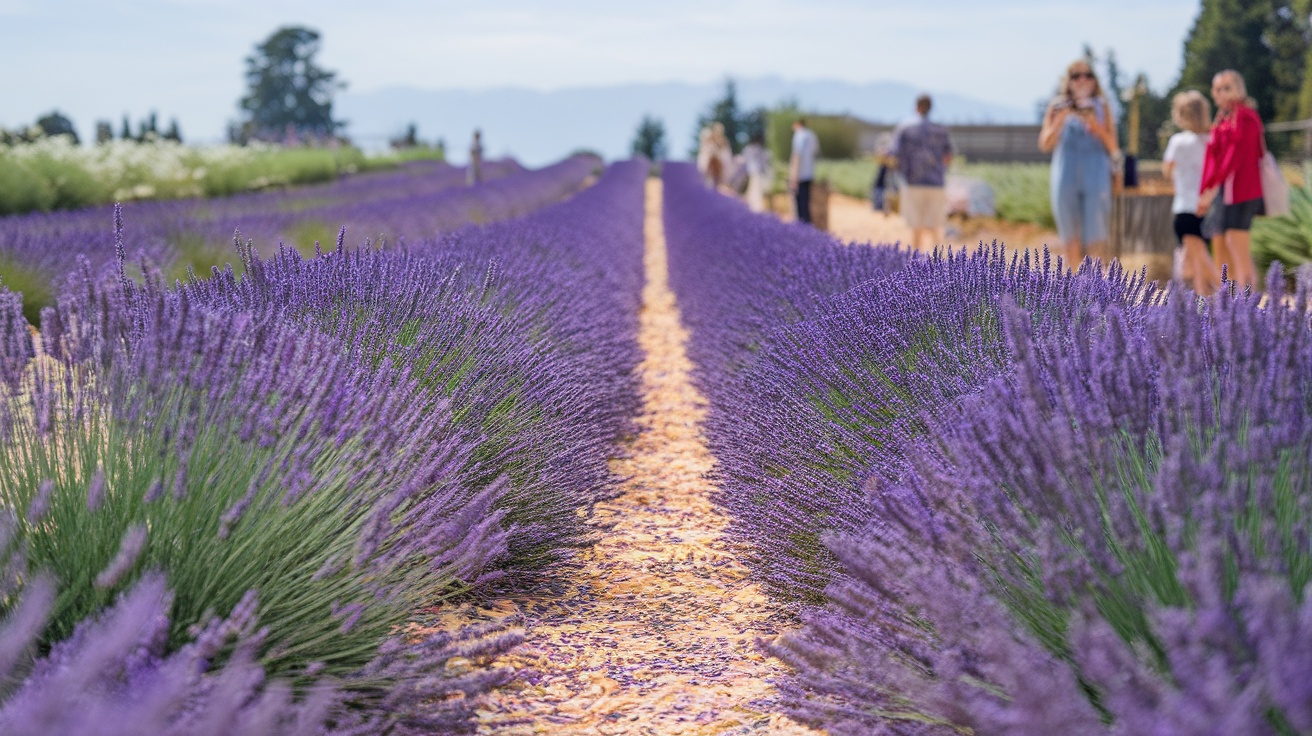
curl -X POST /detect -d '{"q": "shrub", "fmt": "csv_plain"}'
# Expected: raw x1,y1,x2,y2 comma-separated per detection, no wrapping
718,246,1151,600
0,155,594,329
175,159,644,572
0,261,518,730
0,561,341,734
1252,179,1312,271
771,274,1312,734
662,161,1147,601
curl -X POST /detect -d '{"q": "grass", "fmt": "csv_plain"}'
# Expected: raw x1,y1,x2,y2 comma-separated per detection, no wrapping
0,257,55,324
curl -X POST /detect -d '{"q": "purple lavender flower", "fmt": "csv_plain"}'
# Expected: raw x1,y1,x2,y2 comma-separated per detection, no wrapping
774,270,1312,733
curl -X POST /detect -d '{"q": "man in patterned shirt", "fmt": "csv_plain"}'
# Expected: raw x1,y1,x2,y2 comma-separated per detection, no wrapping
890,94,954,249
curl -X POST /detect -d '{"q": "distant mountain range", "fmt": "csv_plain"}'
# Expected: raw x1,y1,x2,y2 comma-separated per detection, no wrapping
337,76,1034,166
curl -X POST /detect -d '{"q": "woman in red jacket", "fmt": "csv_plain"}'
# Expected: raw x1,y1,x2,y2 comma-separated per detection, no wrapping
1197,69,1264,288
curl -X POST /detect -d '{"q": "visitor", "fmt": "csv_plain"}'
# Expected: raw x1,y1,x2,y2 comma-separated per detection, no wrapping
697,122,731,189
890,94,954,249
1163,90,1221,294
1039,59,1119,266
1197,70,1265,289
789,118,820,224
741,134,772,213
468,129,484,186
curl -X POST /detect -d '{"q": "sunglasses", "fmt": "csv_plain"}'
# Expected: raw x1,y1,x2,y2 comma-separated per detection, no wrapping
1070,72,1095,80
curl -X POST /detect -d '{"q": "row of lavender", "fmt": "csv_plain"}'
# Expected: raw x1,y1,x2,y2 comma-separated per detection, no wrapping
662,162,1312,734
0,155,592,322
0,160,645,733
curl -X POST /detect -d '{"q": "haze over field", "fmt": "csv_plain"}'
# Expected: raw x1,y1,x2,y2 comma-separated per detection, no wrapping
338,78,1033,165
1,0,1197,162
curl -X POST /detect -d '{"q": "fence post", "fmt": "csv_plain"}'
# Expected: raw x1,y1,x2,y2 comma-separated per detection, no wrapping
811,180,830,232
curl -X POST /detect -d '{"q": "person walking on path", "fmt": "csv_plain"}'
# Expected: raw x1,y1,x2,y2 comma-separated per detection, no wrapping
1163,90,1221,294
890,94,954,249
467,129,484,187
789,119,820,224
1039,60,1119,266
1198,70,1265,289
741,134,772,213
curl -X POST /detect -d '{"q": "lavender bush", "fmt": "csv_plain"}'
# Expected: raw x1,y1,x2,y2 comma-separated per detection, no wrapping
662,161,1152,601
0,155,587,322
661,162,910,385
0,555,341,735
0,269,521,728
722,247,1153,601
0,157,644,732
772,273,1312,734
178,159,645,569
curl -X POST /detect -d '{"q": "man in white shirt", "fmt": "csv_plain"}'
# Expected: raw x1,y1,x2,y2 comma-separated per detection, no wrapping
789,119,820,224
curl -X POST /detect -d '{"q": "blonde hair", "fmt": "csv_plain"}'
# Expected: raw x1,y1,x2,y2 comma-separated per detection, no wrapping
1056,60,1105,104
1214,69,1248,100
1171,90,1211,134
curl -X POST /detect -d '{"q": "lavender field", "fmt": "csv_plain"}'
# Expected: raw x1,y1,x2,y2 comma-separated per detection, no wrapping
0,156,1309,735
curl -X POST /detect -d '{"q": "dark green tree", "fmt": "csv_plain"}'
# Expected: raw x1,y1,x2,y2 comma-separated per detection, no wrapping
1268,0,1312,119
35,111,78,143
94,120,114,144
692,78,744,156
239,26,345,142
138,111,159,142
1105,48,1127,146
389,122,419,149
120,115,132,141
164,118,182,142
1176,0,1306,122
739,106,769,143
631,115,667,160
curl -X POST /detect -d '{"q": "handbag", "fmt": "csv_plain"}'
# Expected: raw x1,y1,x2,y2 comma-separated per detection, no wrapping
1260,150,1290,217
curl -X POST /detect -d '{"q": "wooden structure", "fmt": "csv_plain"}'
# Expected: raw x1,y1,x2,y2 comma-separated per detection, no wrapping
855,121,1048,163
810,181,830,232
1267,118,1312,162
1109,193,1175,283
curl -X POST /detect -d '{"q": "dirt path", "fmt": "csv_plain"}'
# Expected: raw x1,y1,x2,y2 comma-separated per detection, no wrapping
774,190,1062,256
439,178,817,735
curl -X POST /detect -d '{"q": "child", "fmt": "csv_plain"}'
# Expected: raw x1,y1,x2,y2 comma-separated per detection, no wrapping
1162,90,1220,294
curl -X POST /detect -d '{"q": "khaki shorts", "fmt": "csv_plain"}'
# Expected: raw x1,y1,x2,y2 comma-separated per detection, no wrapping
901,186,948,229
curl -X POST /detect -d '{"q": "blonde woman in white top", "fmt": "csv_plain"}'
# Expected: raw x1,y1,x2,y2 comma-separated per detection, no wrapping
741,134,772,212
1162,91,1220,294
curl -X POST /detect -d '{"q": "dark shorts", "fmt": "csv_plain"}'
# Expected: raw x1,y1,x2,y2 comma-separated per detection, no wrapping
1221,197,1265,232
1173,212,1203,244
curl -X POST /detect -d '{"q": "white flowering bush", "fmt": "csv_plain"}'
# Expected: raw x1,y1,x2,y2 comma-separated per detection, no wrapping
0,136,423,215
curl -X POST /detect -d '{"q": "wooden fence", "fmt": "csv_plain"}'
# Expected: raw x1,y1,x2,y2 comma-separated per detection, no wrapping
856,123,1048,163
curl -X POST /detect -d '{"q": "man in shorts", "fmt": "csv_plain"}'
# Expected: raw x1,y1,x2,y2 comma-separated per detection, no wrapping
890,95,954,249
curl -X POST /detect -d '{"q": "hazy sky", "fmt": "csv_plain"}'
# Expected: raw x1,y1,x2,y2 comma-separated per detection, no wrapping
2,0,1200,145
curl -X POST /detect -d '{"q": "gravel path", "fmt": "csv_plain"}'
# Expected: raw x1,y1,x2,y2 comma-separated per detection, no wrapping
438,178,817,735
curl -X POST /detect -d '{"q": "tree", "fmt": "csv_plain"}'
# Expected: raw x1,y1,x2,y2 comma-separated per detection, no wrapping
389,122,419,149
35,111,78,143
739,106,769,143
238,26,345,143
631,115,667,160
164,118,182,143
1105,49,1127,147
120,115,132,141
692,78,744,156
1177,0,1307,122
138,111,159,142
94,120,113,144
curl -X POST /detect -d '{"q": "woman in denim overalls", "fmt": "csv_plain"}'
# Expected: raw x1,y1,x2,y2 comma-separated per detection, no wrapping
1039,60,1120,266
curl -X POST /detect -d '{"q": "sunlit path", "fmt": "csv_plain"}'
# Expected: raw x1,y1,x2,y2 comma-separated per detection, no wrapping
445,177,816,735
